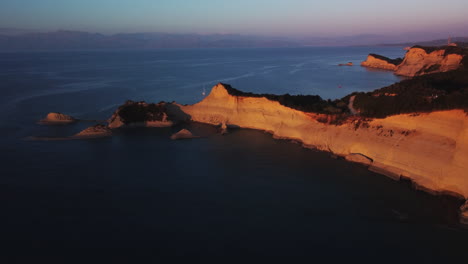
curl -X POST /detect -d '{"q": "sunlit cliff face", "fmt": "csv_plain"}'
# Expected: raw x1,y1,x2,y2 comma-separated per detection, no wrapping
361,55,399,71
40,112,76,123
179,83,468,200
361,47,465,76
395,48,463,76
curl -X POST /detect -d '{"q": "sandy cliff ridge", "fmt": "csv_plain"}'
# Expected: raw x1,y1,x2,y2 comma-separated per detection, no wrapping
361,54,401,71
179,83,468,200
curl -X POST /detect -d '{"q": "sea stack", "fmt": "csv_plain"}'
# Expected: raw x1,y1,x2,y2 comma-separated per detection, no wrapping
170,129,198,140
73,124,112,138
40,112,76,124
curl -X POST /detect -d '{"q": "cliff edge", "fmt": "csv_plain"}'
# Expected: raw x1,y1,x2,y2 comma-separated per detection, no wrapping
180,83,468,201
361,54,402,71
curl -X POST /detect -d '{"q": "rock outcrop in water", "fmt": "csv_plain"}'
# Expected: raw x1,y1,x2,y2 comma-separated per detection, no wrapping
170,129,198,140
40,112,76,124
74,124,112,138
361,46,466,77
108,100,175,128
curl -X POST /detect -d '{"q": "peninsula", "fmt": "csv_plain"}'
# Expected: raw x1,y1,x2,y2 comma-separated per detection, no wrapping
48,45,468,224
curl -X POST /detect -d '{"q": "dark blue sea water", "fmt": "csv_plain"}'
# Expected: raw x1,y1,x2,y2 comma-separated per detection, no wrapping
1,47,467,262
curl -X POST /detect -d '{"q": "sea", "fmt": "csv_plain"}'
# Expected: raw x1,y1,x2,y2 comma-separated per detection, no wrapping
1,47,467,262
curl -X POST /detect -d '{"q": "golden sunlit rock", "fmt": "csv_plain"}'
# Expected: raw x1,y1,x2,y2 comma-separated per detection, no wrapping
395,48,463,76
178,83,468,200
74,124,112,138
39,112,76,124
361,47,465,76
361,54,400,71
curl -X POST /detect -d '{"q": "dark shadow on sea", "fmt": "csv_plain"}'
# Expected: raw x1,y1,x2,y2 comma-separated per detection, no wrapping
1,124,468,262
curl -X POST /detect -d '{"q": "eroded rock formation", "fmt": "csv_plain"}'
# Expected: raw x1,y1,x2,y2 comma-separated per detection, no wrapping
40,112,76,124
361,54,402,71
74,124,112,138
395,47,464,76
361,46,466,77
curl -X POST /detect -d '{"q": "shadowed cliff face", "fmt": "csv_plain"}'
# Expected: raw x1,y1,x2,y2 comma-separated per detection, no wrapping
361,46,467,77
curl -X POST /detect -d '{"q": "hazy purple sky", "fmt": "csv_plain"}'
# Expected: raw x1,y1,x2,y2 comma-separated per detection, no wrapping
1,0,468,37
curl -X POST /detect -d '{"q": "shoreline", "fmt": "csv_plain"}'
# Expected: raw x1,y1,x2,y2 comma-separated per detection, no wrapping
245,122,467,202
175,83,468,224
35,109,468,226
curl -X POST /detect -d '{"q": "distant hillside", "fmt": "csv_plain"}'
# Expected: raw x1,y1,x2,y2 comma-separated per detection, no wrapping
0,27,41,36
351,68,468,118
5,29,468,50
0,30,300,51
381,37,468,48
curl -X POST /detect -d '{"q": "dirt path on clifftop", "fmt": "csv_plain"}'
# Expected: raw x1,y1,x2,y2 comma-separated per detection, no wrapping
348,95,359,115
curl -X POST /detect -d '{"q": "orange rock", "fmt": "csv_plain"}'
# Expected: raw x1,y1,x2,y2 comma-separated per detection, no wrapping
361,55,399,71
395,48,463,76
179,83,468,200
40,112,76,124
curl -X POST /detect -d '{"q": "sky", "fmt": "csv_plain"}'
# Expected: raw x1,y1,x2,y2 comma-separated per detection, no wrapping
1,0,468,37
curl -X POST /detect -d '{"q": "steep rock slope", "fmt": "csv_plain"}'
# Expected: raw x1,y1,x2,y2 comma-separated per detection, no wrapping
395,47,464,76
361,46,466,77
361,54,402,71
180,83,468,199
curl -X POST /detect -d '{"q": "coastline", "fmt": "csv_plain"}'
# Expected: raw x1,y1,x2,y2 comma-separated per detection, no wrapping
173,83,468,222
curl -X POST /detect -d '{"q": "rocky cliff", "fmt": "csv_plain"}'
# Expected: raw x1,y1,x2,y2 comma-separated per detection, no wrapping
395,47,464,76
179,83,468,202
361,46,466,77
361,54,402,71
39,112,76,124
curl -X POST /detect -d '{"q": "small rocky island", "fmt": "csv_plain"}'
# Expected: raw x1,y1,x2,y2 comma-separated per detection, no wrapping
39,112,76,124
73,124,112,138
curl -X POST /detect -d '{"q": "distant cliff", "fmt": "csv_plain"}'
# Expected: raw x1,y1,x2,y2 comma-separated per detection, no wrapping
361,46,467,76
361,54,403,71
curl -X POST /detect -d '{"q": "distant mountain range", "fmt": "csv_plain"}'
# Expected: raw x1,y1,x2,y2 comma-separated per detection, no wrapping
0,30,299,50
380,37,468,48
0,29,467,50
